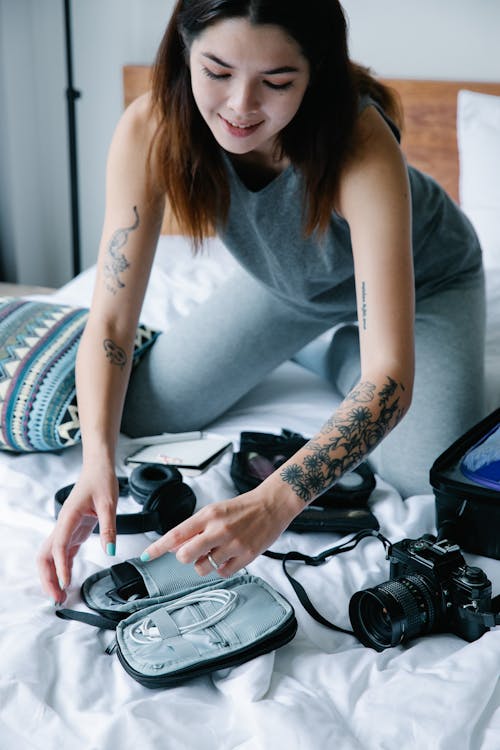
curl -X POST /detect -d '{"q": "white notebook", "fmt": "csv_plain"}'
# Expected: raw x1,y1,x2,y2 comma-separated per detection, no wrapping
125,436,233,476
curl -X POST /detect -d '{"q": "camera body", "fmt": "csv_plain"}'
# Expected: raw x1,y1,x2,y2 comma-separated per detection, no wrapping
390,535,493,642
349,534,500,651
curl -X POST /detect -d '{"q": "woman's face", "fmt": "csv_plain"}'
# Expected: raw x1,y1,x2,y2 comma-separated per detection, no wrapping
189,18,310,163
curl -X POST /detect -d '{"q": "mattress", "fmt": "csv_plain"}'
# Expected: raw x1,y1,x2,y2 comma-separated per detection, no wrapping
1,235,499,750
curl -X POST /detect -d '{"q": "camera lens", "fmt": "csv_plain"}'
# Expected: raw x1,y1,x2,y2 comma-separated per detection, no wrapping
349,574,441,651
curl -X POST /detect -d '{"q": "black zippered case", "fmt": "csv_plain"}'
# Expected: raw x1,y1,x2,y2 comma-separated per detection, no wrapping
231,429,379,533
57,553,297,688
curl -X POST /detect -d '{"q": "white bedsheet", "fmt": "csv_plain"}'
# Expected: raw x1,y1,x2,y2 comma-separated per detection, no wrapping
1,236,499,750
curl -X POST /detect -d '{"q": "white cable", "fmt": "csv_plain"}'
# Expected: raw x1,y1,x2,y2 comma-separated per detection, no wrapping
130,589,239,644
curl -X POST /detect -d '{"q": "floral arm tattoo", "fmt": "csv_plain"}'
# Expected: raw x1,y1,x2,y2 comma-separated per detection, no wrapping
104,206,139,294
280,376,406,503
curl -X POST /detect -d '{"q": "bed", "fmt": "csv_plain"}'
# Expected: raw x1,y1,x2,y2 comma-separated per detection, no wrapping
1,73,499,750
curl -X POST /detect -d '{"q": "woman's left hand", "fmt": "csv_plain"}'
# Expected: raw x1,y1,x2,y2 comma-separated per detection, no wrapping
140,486,303,577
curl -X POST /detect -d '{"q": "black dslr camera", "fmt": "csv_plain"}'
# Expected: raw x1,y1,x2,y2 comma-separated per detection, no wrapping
349,535,500,651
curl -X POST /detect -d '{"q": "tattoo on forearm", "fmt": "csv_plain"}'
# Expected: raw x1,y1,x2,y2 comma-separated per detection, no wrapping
103,338,127,369
104,206,139,294
361,281,367,330
280,376,406,502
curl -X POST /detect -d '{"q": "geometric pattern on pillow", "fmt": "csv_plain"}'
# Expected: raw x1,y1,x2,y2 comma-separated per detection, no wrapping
0,298,160,452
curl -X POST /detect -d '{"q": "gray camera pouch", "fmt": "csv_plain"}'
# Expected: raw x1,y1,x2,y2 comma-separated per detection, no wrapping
57,555,297,688
114,575,296,687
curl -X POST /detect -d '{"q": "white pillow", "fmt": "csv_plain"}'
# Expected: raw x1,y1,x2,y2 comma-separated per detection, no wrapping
49,234,238,333
457,90,500,271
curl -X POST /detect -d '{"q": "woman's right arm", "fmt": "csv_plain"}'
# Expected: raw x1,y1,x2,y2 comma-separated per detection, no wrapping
38,94,165,602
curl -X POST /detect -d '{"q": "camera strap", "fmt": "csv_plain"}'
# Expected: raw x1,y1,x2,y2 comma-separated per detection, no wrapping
263,529,392,635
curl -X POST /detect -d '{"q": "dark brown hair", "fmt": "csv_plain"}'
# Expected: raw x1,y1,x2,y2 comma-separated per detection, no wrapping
149,0,402,246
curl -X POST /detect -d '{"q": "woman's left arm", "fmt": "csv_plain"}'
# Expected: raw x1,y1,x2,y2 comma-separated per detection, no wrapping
270,106,415,500
339,104,415,405
140,107,415,576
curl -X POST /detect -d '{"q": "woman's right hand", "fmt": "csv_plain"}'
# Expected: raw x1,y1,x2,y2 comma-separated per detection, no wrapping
37,94,164,605
37,463,119,604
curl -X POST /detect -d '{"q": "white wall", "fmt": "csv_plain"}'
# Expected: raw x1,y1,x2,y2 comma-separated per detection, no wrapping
0,0,174,286
0,0,71,286
342,0,500,81
1,0,500,286
73,0,176,276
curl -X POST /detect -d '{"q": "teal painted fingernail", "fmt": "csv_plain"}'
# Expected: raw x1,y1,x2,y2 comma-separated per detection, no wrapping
140,551,150,562
106,542,116,556
58,577,65,591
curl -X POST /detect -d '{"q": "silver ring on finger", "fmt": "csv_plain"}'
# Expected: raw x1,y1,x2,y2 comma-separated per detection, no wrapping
207,551,220,571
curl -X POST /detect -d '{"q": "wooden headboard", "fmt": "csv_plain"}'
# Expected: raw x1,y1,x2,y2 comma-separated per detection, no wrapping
123,66,500,231
382,78,500,202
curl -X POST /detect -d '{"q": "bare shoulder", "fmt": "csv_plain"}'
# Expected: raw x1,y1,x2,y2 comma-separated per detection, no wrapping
347,105,404,174
114,91,159,146
337,105,409,219
106,91,164,198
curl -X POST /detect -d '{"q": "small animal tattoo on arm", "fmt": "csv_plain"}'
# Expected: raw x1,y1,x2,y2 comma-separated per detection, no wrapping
103,339,127,369
104,206,139,293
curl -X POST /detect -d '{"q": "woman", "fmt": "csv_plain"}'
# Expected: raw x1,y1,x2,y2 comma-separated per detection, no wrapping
38,0,485,602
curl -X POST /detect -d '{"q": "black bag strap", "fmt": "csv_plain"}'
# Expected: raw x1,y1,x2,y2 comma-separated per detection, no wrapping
263,529,392,635
55,608,121,630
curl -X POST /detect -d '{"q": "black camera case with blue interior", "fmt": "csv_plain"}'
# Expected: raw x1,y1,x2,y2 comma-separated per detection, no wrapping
430,407,500,559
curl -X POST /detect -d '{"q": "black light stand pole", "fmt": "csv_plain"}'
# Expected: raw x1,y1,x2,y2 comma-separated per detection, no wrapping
63,0,82,277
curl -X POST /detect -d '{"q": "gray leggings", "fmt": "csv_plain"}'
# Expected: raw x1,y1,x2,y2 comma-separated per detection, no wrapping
123,267,486,498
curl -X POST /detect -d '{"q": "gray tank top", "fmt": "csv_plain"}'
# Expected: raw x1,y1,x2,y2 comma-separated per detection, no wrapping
218,96,482,322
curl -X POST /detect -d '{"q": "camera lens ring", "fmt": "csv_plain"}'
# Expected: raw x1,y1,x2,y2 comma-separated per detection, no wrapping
349,574,441,651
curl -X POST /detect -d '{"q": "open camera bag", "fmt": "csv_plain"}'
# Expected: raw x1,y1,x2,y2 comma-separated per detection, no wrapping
430,407,500,559
231,428,379,533
57,552,297,688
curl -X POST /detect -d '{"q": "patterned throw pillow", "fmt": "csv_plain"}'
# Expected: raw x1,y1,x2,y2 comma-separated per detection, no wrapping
0,297,160,452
